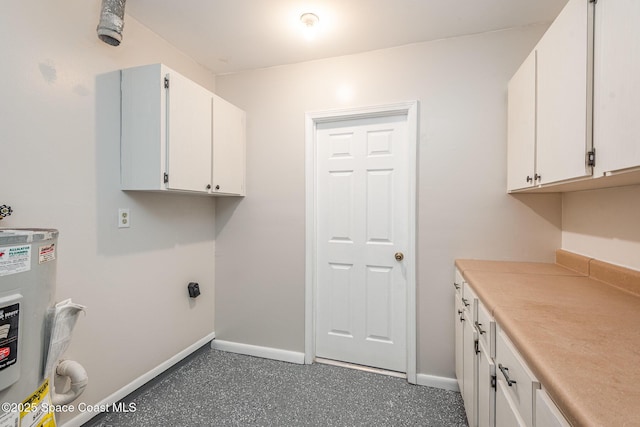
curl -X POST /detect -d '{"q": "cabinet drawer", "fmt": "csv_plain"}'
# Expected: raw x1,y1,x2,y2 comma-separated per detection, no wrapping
476,300,496,358
535,389,570,427
495,327,540,427
462,281,478,322
454,268,464,295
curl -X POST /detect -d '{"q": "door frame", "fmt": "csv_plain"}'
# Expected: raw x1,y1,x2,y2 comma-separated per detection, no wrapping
304,101,418,384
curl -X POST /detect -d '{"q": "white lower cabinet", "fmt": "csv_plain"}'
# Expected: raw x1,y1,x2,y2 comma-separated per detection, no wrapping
454,269,490,427
454,268,569,427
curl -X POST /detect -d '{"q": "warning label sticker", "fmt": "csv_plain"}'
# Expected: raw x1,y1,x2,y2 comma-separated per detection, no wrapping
0,303,19,372
20,379,56,427
38,244,56,264
0,245,31,277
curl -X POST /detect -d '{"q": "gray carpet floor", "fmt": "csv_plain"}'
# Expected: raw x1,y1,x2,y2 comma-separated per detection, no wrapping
83,346,468,427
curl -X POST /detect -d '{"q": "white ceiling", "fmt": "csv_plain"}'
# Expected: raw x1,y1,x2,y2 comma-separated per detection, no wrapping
125,0,569,75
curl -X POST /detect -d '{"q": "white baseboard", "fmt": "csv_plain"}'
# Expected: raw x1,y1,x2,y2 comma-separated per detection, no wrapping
211,339,305,365
211,340,451,392
416,373,460,392
60,331,217,427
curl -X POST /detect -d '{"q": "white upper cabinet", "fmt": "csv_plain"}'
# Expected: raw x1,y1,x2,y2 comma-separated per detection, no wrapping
507,51,537,191
535,0,593,186
121,63,246,196
594,0,640,175
212,95,246,196
508,0,640,192
507,0,595,192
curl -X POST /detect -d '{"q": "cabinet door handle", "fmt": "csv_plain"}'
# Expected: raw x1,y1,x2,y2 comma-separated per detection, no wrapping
206,184,212,190
499,363,517,386
462,298,470,307
534,173,542,182
453,282,461,290
474,321,486,335
526,175,533,183
215,185,220,190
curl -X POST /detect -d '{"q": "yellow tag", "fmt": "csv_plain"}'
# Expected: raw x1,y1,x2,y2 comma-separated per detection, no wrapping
20,379,56,427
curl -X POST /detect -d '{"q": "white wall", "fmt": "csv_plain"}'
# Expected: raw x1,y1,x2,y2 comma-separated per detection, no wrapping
562,184,640,270
1,1,216,424
214,25,562,380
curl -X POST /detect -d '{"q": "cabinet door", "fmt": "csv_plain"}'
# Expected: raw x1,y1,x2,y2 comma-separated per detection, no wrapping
535,0,593,185
455,294,465,393
535,389,570,427
463,312,478,426
166,71,213,192
212,95,246,195
507,51,536,192
495,380,527,427
121,64,165,191
594,0,640,174
477,339,495,427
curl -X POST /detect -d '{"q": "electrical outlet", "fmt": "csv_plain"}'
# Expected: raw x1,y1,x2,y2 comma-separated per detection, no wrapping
118,208,130,228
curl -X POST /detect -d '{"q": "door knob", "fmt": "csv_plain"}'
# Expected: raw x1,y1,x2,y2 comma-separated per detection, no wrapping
394,252,404,261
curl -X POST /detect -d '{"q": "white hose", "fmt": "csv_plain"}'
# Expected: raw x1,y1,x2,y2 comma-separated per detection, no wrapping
51,360,88,406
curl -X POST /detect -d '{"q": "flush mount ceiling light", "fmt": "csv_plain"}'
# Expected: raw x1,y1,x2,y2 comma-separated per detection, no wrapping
299,12,320,40
300,13,320,28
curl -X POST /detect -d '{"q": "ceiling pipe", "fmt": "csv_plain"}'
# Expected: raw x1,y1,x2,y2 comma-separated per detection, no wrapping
97,0,127,46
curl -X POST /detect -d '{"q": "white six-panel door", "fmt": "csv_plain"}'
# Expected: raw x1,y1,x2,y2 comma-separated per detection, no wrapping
315,114,409,373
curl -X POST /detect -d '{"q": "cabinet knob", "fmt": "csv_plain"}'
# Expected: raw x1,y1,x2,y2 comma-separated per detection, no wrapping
215,185,220,190
206,184,212,190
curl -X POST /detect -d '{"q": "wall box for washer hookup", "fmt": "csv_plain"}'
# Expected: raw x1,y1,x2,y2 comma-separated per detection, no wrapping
188,282,200,298
0,293,23,391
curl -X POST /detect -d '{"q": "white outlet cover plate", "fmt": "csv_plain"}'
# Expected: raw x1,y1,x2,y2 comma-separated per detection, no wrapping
118,208,130,228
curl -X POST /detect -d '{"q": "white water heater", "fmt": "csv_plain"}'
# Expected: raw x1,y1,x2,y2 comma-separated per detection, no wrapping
0,229,57,408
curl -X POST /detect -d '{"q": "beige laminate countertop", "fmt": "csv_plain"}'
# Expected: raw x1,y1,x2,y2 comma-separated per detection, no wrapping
455,259,640,427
